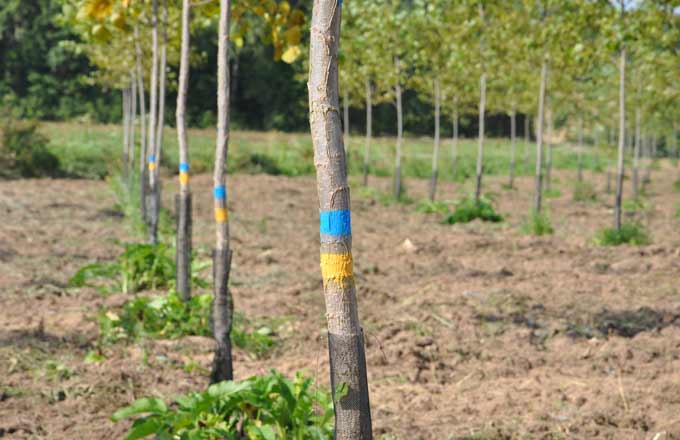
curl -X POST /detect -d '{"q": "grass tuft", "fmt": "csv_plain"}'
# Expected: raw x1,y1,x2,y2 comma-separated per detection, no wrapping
594,223,650,246
572,181,597,202
521,211,554,236
443,197,503,224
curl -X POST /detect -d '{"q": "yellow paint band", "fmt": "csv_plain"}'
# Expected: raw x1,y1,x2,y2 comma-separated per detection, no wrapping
320,253,353,284
148,162,157,171
179,172,189,184
214,207,228,223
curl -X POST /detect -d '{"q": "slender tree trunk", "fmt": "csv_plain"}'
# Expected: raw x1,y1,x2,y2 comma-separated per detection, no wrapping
146,0,160,244
606,162,612,193
533,60,547,214
474,73,486,203
344,89,350,173
122,88,130,182
633,107,641,199
429,77,441,201
362,79,372,186
524,115,530,171
129,71,137,184
643,135,651,184
176,0,192,302
614,45,626,231
451,96,459,180
545,111,553,191
151,0,168,241
577,117,584,182
394,56,403,200
210,0,234,384
308,2,372,437
134,26,148,223
509,109,517,188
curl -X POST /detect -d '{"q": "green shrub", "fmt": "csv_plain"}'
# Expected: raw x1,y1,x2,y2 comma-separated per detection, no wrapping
572,181,597,202
69,243,178,294
416,199,450,215
99,292,278,358
521,211,554,236
112,371,334,440
594,223,650,246
443,197,503,224
623,197,650,214
0,118,60,177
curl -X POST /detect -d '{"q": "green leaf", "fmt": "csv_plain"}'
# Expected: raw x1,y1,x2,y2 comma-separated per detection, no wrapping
123,416,163,440
111,398,168,421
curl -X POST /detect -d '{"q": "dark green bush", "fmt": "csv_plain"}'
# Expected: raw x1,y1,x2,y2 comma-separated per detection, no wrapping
595,223,650,246
112,371,334,440
0,118,60,177
444,197,503,224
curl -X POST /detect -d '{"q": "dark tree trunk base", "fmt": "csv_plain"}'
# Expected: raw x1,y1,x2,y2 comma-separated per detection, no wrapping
210,247,233,384
429,170,438,201
175,192,192,301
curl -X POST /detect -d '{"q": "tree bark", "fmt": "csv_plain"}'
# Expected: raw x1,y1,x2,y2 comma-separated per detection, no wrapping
524,115,530,171
134,26,148,224
362,79,372,186
122,88,130,182
633,107,641,199
545,110,553,191
614,45,626,231
344,89,350,173
176,0,192,302
129,71,137,183
210,0,234,385
146,0,160,245
429,77,441,201
308,2,372,438
509,109,517,188
577,117,584,182
394,56,403,201
152,0,168,240
451,96,459,180
533,60,547,214
474,73,486,203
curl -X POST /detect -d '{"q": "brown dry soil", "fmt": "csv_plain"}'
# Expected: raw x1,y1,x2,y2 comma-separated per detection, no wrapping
1,166,680,440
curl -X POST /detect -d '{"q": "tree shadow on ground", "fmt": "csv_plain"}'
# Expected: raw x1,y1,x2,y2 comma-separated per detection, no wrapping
566,307,680,339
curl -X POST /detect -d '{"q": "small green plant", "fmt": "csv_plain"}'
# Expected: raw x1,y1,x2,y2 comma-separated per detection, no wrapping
673,180,680,192
70,243,175,294
356,186,412,206
416,199,450,215
595,223,650,246
112,371,334,440
544,187,562,199
572,181,597,202
0,118,60,177
623,197,650,214
521,211,554,236
443,196,503,224
99,292,278,358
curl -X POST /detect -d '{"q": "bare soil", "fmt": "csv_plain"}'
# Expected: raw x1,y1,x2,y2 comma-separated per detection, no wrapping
1,165,679,439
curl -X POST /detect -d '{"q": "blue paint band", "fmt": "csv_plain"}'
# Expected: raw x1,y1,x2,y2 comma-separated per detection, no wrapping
319,209,351,236
213,185,226,199
338,0,342,6
179,163,189,172
149,155,156,163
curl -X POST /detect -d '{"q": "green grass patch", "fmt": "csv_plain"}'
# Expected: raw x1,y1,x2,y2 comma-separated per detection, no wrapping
544,187,562,199
443,196,503,224
416,199,451,215
673,180,680,192
1,118,60,178
594,223,650,246
112,370,334,440
521,211,554,236
572,181,597,202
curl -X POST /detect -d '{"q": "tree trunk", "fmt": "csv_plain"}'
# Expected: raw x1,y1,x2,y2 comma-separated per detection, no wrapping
175,0,192,302
394,56,403,201
122,88,130,182
577,117,584,182
146,0,160,245
632,107,641,199
614,46,626,231
451,96,459,180
474,73,486,203
533,60,547,214
308,2,372,437
362,79,372,186
134,26,148,224
524,115,530,171
429,77,441,201
344,89,350,174
129,71,137,183
210,0,234,385
545,111,553,191
509,109,517,188
151,0,168,243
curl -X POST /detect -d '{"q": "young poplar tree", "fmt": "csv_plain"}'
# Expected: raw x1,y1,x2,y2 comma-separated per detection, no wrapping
122,87,131,181
613,0,626,231
175,0,192,301
308,0,372,437
534,59,548,214
473,1,488,203
134,25,148,221
363,79,372,186
146,0,160,244
211,0,234,384
394,55,404,200
129,71,137,184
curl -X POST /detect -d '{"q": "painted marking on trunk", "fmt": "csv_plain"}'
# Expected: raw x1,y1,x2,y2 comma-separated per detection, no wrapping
179,163,189,172
319,209,351,236
179,172,189,184
214,185,226,200
320,252,353,285
214,207,228,223
148,155,156,171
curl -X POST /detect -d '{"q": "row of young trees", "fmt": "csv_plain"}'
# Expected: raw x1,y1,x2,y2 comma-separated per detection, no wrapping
61,0,372,436
338,0,678,232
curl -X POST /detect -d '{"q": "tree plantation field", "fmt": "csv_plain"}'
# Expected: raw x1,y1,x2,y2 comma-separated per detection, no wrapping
1,141,679,439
